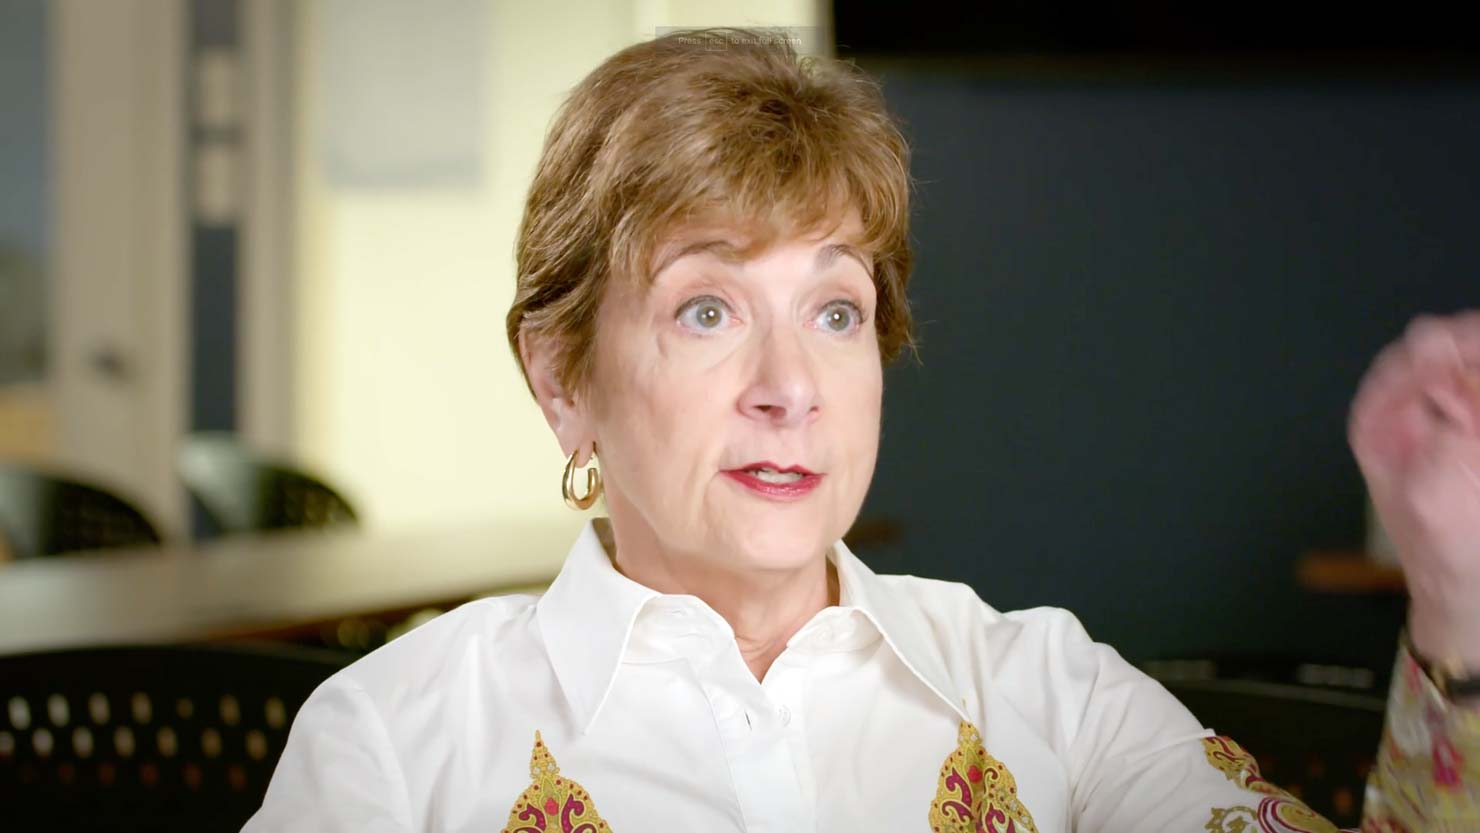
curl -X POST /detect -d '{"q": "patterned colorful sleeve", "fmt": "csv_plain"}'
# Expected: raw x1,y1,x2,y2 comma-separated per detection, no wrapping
1360,638,1480,832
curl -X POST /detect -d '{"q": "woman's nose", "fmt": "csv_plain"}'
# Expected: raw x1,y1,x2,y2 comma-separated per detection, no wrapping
738,328,821,428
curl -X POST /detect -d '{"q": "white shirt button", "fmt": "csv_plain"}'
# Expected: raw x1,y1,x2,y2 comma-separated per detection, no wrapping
777,705,792,727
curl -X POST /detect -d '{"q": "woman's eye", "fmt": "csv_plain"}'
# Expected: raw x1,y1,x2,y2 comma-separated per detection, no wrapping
676,296,732,332
816,300,863,334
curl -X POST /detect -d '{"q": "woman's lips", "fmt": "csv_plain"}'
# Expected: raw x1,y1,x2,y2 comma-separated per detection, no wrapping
722,468,824,500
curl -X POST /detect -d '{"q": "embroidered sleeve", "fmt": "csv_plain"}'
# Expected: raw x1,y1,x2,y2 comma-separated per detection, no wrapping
1045,609,1355,830
1360,639,1480,832
1200,735,1352,832
1064,715,1360,833
1038,608,1366,831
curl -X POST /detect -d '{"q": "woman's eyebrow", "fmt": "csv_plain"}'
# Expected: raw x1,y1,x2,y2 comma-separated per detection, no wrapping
651,239,746,280
652,239,872,281
817,242,872,277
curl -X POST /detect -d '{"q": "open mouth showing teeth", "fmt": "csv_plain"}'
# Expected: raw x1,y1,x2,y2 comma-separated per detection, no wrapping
746,468,805,484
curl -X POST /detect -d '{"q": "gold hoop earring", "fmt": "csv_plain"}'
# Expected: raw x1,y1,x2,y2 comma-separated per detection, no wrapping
562,445,602,511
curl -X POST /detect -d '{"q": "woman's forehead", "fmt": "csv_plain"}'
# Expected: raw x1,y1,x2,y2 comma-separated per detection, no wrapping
647,211,867,277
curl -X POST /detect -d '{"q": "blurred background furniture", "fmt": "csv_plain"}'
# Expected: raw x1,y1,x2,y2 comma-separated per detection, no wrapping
1297,550,1406,594
0,642,354,833
1143,656,1387,828
0,464,162,560
178,432,358,537
0,519,571,657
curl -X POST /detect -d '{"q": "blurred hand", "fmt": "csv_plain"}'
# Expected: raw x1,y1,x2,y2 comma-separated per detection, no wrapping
1348,310,1480,666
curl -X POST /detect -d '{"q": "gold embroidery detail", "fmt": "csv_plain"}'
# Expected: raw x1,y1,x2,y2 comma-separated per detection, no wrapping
500,731,611,833
928,720,1039,833
1201,736,1340,833
1203,735,1283,797
1206,805,1260,833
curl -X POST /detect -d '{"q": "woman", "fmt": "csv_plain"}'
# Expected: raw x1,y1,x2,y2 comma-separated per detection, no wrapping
246,29,1480,832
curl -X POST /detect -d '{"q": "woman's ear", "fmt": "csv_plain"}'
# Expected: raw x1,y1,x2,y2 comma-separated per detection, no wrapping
519,326,593,462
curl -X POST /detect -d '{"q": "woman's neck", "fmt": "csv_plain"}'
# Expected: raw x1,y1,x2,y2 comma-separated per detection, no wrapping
597,518,839,681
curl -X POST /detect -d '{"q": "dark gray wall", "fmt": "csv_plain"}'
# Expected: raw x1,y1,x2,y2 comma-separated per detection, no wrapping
857,71,1480,674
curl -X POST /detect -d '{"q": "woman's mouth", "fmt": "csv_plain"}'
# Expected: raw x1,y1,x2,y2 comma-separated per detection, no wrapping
722,463,823,500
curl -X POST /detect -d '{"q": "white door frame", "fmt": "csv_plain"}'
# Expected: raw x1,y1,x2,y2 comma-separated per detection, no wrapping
49,0,188,536
240,0,298,456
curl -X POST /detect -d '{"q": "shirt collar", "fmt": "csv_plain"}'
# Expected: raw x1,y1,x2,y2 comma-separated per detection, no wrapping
536,518,968,733
822,544,971,723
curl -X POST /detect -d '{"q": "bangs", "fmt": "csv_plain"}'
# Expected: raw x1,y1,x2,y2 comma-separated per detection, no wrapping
598,56,911,286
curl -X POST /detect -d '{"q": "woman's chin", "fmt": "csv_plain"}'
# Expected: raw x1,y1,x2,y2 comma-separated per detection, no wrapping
715,519,840,573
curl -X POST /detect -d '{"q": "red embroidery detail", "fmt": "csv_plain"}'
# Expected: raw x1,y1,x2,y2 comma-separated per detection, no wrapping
1432,736,1462,788
1202,738,1343,833
928,721,1038,832
501,732,609,833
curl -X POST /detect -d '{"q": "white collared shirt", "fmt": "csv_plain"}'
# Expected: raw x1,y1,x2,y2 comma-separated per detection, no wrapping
244,519,1368,832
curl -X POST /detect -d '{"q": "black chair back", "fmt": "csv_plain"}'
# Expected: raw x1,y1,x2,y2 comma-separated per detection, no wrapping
178,433,358,536
0,465,162,559
0,642,354,832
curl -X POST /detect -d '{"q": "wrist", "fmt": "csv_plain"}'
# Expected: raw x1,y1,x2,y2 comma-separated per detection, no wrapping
1402,628,1480,709
1407,600,1480,669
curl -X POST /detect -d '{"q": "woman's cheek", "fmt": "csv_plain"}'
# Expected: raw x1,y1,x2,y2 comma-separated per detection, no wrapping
630,361,716,434
832,339,883,392
656,328,747,373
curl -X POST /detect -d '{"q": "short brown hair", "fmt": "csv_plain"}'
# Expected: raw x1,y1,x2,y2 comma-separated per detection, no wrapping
507,27,915,394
